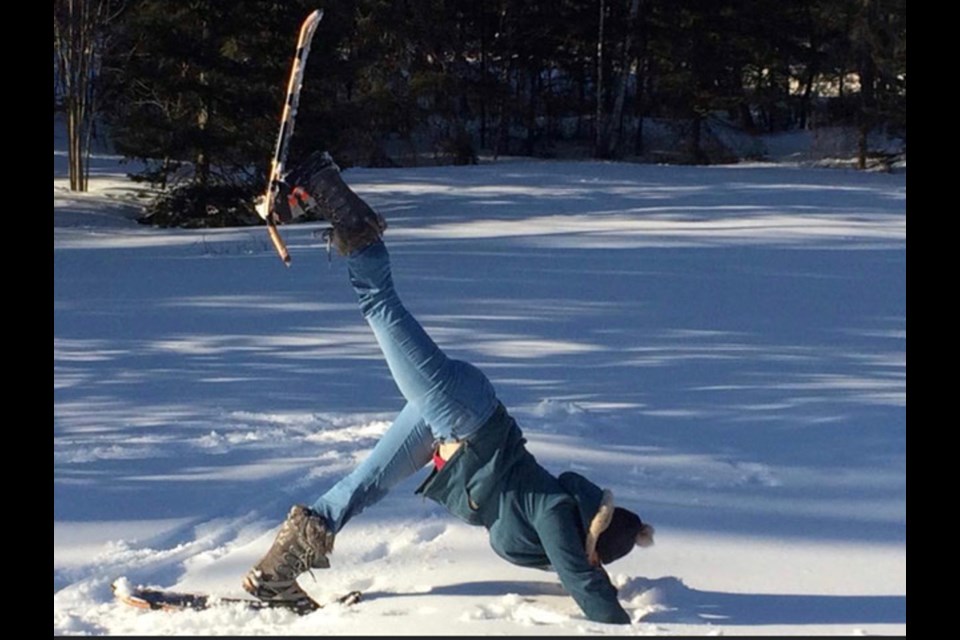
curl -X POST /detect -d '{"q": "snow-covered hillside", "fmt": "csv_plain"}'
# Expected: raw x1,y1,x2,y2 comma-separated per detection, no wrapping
54,143,906,635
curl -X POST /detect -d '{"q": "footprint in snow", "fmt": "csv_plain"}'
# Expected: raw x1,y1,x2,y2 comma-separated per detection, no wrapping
412,522,447,544
360,542,390,563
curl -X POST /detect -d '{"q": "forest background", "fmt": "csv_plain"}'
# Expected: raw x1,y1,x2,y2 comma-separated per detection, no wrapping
53,0,906,225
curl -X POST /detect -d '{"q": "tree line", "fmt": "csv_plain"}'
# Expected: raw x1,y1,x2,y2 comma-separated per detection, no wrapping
54,0,906,226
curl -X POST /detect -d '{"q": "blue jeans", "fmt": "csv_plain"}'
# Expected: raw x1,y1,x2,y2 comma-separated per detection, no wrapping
311,241,499,533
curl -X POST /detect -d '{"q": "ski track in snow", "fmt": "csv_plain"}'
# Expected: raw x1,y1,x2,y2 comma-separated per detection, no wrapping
54,142,905,635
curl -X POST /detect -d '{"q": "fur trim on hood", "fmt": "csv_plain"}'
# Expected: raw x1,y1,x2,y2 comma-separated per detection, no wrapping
585,489,616,565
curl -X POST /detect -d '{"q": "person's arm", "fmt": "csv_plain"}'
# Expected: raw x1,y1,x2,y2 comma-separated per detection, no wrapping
535,503,631,624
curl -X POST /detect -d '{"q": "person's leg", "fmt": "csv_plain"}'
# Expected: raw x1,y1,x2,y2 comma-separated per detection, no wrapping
244,402,434,601
283,151,495,440
346,241,498,441
311,401,434,534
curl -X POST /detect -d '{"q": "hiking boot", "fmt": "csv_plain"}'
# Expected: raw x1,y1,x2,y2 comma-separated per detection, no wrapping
242,505,335,605
284,151,387,255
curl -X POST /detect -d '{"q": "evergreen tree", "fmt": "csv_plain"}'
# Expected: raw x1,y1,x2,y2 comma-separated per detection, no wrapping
850,0,906,167
646,0,750,162
104,0,315,226
96,0,905,217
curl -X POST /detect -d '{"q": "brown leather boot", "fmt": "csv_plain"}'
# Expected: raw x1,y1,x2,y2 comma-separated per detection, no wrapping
242,505,334,606
284,151,387,255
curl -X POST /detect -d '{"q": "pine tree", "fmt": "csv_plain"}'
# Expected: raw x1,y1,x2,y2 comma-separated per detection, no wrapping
104,0,315,226
850,0,906,168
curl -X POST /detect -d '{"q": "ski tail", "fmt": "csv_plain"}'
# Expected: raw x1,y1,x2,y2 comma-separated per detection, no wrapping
260,9,325,266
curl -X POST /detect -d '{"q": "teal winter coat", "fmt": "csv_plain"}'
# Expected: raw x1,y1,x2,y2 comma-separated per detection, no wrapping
415,403,631,625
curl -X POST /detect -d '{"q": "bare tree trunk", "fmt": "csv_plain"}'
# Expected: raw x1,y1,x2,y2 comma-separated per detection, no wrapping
525,68,538,156
196,66,211,190
493,1,510,159
54,0,119,192
479,0,488,149
66,103,87,191
854,0,877,170
608,0,641,156
495,61,514,158
593,0,607,157
690,113,706,164
196,104,210,189
633,8,650,156
576,64,586,139
798,63,817,130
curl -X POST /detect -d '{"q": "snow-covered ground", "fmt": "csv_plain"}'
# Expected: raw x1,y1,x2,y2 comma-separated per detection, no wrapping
54,140,906,635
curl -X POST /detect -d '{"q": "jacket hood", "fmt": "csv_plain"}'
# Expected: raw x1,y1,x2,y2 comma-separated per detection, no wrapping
557,471,615,563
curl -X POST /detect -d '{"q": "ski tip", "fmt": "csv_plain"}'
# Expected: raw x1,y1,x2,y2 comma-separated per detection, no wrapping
111,577,134,598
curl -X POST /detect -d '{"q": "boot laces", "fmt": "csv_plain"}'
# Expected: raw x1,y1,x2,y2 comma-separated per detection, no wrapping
270,508,330,577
